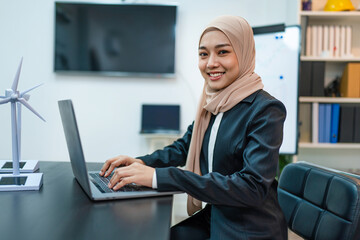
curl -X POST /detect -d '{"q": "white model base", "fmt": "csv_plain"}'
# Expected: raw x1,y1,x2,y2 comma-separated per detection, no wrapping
0,160,40,173
0,173,43,191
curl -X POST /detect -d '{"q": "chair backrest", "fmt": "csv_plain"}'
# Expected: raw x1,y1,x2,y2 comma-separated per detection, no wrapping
278,161,360,240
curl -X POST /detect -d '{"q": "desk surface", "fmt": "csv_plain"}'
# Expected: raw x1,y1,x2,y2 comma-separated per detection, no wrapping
0,161,173,240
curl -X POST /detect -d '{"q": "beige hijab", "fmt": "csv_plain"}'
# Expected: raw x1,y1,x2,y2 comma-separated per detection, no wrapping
185,16,264,216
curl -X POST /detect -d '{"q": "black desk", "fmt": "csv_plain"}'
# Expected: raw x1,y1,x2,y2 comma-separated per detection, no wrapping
0,162,173,240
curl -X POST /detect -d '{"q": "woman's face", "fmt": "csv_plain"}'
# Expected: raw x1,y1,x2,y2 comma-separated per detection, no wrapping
198,30,240,91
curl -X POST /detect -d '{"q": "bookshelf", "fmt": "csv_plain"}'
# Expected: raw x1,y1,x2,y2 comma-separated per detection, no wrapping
297,1,360,169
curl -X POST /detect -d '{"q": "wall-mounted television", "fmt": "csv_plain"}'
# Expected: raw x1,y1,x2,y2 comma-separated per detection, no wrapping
54,2,177,77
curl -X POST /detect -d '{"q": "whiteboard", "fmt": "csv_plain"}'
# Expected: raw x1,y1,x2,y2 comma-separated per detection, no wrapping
254,25,300,154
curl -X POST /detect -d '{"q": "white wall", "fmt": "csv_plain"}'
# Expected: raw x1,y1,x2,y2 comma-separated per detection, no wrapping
0,0,297,163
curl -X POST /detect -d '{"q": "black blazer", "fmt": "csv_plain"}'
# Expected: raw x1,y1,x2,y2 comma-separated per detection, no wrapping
139,90,288,240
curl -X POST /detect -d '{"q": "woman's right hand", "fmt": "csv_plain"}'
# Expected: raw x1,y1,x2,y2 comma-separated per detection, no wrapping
99,155,145,178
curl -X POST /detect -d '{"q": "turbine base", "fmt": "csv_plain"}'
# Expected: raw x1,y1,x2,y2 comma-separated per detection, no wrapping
0,173,43,191
0,160,40,173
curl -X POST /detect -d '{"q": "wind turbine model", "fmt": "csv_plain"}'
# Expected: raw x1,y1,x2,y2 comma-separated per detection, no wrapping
0,58,44,191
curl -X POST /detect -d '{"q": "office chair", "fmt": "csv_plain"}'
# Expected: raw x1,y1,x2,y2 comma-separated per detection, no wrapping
277,161,360,240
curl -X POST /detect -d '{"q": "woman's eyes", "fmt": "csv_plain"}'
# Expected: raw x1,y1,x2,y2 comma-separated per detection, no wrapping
199,50,230,57
218,50,229,55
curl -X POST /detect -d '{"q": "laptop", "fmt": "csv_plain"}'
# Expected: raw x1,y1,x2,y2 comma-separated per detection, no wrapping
58,99,180,201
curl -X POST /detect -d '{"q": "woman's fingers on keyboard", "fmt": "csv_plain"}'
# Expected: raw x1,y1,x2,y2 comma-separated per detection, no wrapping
108,166,131,188
100,155,135,177
108,163,154,189
99,159,114,176
101,158,122,177
113,177,135,191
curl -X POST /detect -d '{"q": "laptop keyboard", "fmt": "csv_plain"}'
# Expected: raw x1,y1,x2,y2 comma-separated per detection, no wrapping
89,173,152,193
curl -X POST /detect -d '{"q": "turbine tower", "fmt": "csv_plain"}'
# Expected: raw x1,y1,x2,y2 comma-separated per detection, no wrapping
0,58,45,176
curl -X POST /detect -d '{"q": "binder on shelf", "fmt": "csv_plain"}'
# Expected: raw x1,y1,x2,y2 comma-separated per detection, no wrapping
340,25,346,57
324,104,331,143
312,103,319,143
306,25,312,56
329,25,335,57
312,25,318,57
322,25,329,57
299,103,312,142
299,62,312,96
345,25,352,57
338,105,355,143
317,25,323,57
318,104,326,143
340,63,360,98
330,103,340,143
311,62,325,96
334,25,340,58
354,106,360,143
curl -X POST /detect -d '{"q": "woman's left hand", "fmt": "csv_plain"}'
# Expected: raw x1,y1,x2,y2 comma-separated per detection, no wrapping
108,162,155,190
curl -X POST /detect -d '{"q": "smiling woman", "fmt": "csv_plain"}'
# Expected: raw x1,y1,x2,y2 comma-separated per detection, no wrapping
100,15,288,240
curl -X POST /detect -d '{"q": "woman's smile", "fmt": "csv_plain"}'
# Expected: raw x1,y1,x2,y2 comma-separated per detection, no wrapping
208,72,225,81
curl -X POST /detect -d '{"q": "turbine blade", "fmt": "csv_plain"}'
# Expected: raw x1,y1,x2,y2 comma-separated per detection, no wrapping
18,98,46,122
20,83,44,97
0,97,11,104
12,57,23,91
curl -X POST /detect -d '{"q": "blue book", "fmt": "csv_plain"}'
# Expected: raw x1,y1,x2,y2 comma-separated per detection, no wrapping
324,104,331,143
330,104,340,143
318,104,325,143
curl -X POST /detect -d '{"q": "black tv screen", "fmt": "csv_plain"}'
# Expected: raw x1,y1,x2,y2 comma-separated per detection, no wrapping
141,104,180,134
54,2,177,76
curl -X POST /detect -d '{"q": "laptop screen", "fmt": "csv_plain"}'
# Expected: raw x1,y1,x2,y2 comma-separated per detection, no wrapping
58,100,92,195
141,104,180,134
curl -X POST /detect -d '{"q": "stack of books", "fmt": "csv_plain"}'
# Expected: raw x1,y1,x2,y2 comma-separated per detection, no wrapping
299,61,325,96
318,104,360,143
305,24,353,58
